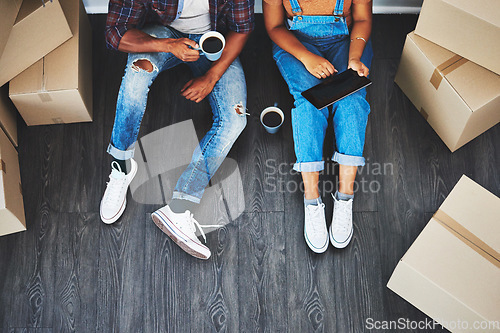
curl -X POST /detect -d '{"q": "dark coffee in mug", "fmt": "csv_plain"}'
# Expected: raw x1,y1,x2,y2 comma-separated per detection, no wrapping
263,111,282,127
202,37,223,53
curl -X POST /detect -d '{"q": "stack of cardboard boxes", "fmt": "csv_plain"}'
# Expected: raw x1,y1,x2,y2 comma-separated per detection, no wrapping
0,0,92,236
395,0,500,152
389,1,500,331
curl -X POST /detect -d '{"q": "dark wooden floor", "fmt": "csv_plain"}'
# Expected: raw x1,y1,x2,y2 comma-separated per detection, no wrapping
1,14,499,333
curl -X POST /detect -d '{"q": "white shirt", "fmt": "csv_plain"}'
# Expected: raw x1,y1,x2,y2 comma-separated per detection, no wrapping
168,0,211,34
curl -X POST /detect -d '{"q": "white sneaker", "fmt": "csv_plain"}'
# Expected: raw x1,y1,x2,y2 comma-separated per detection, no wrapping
329,193,353,248
100,159,138,224
304,200,329,253
151,205,220,260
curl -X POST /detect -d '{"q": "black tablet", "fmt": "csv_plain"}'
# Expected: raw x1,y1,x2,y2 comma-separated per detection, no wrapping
301,68,372,110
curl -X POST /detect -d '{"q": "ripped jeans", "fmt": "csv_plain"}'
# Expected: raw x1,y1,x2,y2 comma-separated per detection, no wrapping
107,25,247,203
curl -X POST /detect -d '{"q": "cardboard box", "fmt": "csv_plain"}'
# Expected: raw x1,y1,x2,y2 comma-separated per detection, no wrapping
0,126,26,237
9,0,93,126
0,84,18,147
395,32,500,152
415,0,500,75
0,0,73,87
0,0,22,57
387,175,500,333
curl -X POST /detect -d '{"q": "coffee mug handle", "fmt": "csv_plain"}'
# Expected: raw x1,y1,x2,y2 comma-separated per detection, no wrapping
192,46,204,56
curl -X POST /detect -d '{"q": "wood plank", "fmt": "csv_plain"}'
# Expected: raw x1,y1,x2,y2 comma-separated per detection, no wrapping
143,210,191,333
96,201,145,332
0,233,16,332
97,25,148,333
237,212,287,332
282,113,327,331
191,217,240,332
371,15,419,60
53,213,99,333
237,15,288,213
17,124,64,213
2,208,58,330
323,212,386,332
369,58,446,330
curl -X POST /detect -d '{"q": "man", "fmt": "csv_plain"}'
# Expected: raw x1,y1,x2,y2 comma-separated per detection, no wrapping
100,0,254,259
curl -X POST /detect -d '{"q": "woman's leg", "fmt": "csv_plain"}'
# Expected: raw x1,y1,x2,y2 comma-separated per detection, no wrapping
303,171,320,199
339,165,357,195
272,41,328,181
323,38,373,248
273,41,329,253
323,38,373,196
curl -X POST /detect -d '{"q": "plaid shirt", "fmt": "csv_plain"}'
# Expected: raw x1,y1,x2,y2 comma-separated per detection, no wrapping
105,0,255,50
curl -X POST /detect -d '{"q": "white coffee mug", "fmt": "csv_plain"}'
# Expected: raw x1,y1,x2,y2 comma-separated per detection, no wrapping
260,103,284,134
197,31,225,61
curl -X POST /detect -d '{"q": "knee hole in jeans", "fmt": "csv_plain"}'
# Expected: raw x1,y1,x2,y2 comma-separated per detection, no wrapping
131,59,157,73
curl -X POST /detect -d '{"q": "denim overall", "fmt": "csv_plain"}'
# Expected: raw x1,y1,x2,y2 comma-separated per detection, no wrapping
272,0,373,171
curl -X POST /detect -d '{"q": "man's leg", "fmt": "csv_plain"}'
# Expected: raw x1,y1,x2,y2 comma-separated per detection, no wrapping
101,25,184,224
150,56,247,260
172,56,247,206
108,26,184,160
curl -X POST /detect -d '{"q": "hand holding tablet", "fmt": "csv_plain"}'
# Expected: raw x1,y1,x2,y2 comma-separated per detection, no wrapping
301,68,372,110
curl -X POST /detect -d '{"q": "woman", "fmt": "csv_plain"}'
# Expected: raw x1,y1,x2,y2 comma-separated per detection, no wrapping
264,0,373,252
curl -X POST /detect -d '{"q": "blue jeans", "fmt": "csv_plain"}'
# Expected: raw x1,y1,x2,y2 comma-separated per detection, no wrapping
107,25,247,203
272,21,373,171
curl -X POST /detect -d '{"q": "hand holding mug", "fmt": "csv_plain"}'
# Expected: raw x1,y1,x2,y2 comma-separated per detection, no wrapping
164,38,200,62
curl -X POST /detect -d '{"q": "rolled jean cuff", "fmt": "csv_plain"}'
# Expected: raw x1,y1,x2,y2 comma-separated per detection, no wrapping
172,191,201,204
333,152,365,166
293,161,324,172
107,143,135,160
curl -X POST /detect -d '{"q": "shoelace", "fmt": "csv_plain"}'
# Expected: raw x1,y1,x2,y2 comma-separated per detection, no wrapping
103,162,127,207
333,200,352,234
306,203,326,236
183,211,222,243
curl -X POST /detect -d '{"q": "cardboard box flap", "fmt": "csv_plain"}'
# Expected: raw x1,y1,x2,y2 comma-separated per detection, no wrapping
409,32,500,112
0,128,24,222
0,84,18,147
0,0,22,56
9,60,44,95
442,0,500,28
15,0,47,23
438,175,500,255
44,0,83,92
0,0,72,87
409,32,455,70
445,61,500,112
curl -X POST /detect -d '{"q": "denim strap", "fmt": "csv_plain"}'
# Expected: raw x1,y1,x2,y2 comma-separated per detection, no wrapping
333,0,344,16
288,0,302,14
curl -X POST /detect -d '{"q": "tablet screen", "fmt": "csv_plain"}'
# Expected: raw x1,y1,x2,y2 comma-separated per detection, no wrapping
301,69,372,110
